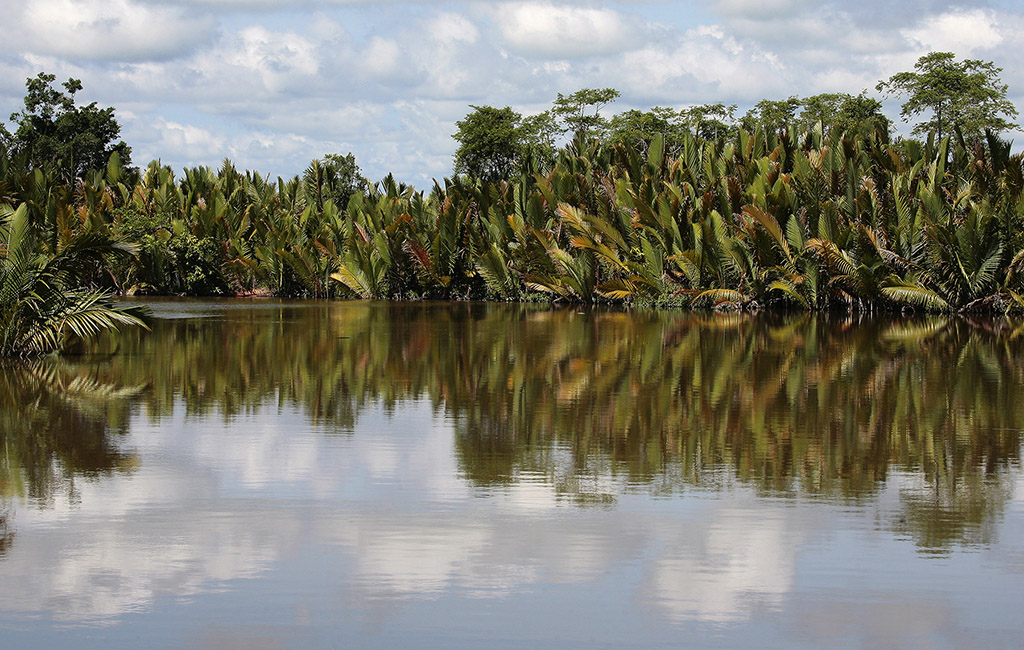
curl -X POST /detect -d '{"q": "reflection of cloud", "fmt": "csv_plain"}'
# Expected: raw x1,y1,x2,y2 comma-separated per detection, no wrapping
319,505,648,605
0,399,459,624
0,394,803,627
0,490,302,623
336,517,493,599
646,504,800,623
2,378,1020,642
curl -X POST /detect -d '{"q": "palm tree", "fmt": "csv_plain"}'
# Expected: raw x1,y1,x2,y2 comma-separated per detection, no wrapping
1,204,148,358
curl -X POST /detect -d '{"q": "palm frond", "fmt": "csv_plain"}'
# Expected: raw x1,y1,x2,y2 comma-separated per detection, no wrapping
880,282,950,312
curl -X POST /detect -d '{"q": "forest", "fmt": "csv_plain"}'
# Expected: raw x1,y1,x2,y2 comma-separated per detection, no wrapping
1,52,1023,356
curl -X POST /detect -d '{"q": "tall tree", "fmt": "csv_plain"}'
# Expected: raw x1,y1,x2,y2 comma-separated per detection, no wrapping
876,52,1019,141
520,110,559,173
452,105,526,182
742,97,802,133
305,153,365,210
608,107,688,157
681,103,738,141
552,88,620,144
6,73,132,181
798,92,890,135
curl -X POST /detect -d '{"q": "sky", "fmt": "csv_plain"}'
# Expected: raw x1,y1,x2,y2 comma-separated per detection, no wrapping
1,0,1022,185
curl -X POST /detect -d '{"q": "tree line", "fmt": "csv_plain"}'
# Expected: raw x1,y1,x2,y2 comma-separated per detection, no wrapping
1,51,1022,356
453,52,1018,181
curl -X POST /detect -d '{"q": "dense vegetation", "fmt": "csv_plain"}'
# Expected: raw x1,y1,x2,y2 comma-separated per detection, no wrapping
7,119,1024,313
1,52,1023,356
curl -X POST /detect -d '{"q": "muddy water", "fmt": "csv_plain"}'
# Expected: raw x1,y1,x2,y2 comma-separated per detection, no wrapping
1,300,1022,648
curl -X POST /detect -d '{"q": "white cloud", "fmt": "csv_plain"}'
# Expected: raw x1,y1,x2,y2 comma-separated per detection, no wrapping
15,0,213,61
427,11,479,46
247,101,380,138
142,119,228,161
901,8,1003,53
362,36,404,79
231,26,320,89
497,2,644,58
123,117,222,170
3,0,1022,183
617,25,787,101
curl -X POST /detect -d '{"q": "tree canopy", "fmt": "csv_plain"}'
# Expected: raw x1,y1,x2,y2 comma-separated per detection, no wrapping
741,97,802,133
608,103,740,156
305,153,365,211
798,92,890,135
609,107,689,157
681,103,738,141
552,88,620,144
876,51,1020,141
452,105,526,182
4,73,132,181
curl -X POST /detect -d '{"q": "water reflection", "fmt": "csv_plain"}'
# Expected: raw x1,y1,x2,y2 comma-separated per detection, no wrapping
0,302,1022,642
7,303,1024,548
0,361,142,512
154,305,1023,538
647,502,799,623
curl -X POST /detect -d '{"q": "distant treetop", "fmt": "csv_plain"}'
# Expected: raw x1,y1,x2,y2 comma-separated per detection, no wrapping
876,51,1020,142
4,72,132,181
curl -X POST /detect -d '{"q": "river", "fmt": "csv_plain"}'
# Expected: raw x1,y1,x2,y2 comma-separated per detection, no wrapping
1,300,1022,648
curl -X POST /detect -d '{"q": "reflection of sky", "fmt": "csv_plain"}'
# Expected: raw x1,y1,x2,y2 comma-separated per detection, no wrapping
646,501,800,623
0,399,1023,648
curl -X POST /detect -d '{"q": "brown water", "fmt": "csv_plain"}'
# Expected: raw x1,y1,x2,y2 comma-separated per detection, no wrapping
1,300,1023,648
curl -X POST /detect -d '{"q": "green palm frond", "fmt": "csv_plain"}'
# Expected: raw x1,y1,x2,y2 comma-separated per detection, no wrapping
767,278,809,308
1,204,149,358
880,281,950,312
693,288,748,308
475,242,520,299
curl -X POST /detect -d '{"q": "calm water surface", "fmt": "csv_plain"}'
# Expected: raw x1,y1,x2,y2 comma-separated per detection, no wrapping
2,300,1024,648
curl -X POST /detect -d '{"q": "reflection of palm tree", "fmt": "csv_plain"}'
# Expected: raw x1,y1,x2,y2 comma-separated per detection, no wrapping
0,503,13,556
0,360,143,504
89,302,1024,550
893,468,1015,553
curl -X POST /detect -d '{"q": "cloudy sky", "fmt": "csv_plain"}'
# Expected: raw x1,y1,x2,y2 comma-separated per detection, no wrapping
1,0,1022,184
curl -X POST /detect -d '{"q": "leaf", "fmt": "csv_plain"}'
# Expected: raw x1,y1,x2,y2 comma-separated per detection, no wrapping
880,282,950,311
693,288,747,307
767,279,809,308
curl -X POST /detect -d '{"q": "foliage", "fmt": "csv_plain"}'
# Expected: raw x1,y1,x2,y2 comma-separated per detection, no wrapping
0,204,148,357
5,73,132,182
741,96,802,132
798,92,890,135
8,117,1024,313
1,73,1023,315
876,51,1020,141
552,88,620,144
452,105,527,182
